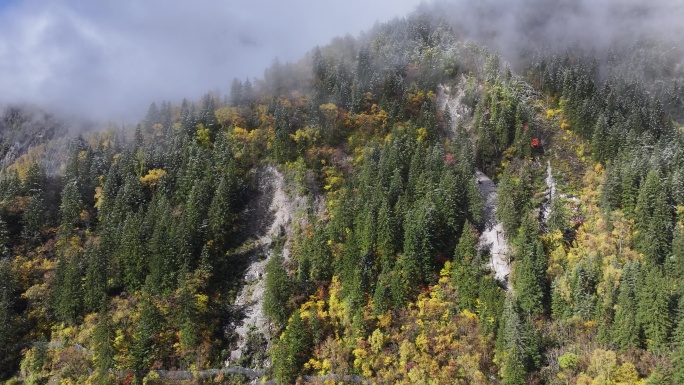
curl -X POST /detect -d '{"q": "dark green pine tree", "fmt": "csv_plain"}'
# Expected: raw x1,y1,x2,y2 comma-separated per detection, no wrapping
144,102,160,134
0,259,19,378
207,168,239,252
272,103,294,164
403,195,437,283
22,192,46,245
496,167,532,238
53,255,84,324
391,253,412,308
612,261,641,349
198,93,218,132
591,114,609,164
91,305,115,384
550,277,571,320
474,102,496,172
0,170,21,202
570,261,598,321
418,100,438,144
308,225,332,282
0,219,10,258
668,225,684,285
388,167,404,208
547,195,569,234
595,274,618,345
131,293,161,371
673,169,684,206
175,142,210,203
376,199,396,268
465,172,484,225
477,274,505,337
620,163,640,218
119,211,146,291
145,194,176,293
406,145,426,199
263,253,292,328
272,310,312,385
636,265,672,352
177,266,199,369
230,78,244,106
497,297,540,385
672,294,684,384
83,245,107,313
451,222,480,311
634,170,673,264
178,176,212,257
372,268,394,315
601,162,622,213
512,214,546,316
357,202,378,256
436,168,465,245
179,99,196,138
514,254,544,316
22,161,45,196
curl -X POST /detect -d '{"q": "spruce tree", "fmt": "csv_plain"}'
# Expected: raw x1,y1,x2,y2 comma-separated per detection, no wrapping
272,310,311,385
0,259,18,377
634,170,673,264
372,269,393,315
22,193,46,245
512,214,546,316
668,225,684,285
636,265,671,352
0,219,10,258
263,253,292,327
376,199,396,268
207,169,239,251
131,293,161,371
612,262,641,349
119,211,146,291
403,196,437,283
592,114,609,163
497,298,539,385
452,222,480,311
551,277,571,320
672,295,684,383
83,245,107,313
91,305,115,384
53,255,84,324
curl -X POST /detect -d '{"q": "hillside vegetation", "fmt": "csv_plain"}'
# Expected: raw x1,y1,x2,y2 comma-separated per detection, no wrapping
1,9,684,385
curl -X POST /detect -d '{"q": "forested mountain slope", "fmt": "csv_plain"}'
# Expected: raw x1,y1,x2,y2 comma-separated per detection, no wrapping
1,7,684,385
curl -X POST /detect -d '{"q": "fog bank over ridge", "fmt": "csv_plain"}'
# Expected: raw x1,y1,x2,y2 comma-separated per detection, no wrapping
0,0,423,121
423,0,684,67
0,0,681,122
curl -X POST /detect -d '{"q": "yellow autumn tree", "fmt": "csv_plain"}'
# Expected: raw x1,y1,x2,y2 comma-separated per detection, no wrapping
139,169,167,189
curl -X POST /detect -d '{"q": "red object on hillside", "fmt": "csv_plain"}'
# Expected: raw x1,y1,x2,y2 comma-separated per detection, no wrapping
444,153,455,165
523,125,528,132
531,138,540,147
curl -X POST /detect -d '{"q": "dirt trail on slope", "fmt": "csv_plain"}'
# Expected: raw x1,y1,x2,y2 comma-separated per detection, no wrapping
227,166,302,367
475,171,511,289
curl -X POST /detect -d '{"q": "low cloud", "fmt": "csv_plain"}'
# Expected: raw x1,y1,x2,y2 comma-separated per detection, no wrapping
2,0,680,123
0,0,423,121
423,0,684,67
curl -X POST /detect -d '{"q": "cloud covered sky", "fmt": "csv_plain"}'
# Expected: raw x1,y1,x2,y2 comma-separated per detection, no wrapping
424,0,684,65
0,0,424,121
1,0,681,123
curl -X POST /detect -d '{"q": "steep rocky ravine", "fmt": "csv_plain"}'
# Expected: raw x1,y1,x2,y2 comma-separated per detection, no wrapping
475,171,511,289
226,166,303,368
